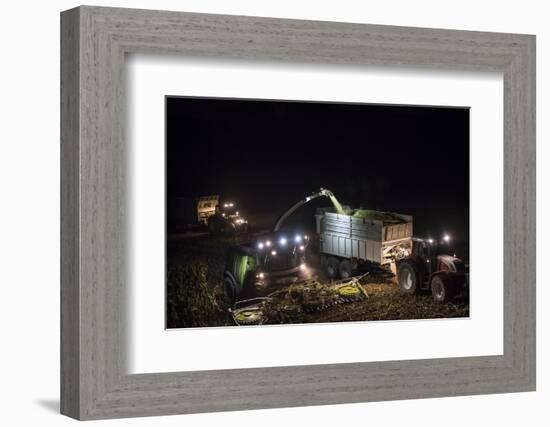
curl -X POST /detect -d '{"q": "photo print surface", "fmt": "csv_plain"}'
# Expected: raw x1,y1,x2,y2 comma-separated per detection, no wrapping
166,96,470,329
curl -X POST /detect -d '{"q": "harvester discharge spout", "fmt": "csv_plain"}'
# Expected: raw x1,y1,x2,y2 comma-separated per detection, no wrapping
273,188,346,231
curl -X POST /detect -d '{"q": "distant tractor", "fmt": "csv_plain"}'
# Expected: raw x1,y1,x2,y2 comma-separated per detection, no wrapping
396,236,468,303
207,201,248,234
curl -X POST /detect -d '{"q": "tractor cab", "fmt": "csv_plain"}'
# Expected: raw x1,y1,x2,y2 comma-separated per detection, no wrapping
410,236,457,274
254,232,309,277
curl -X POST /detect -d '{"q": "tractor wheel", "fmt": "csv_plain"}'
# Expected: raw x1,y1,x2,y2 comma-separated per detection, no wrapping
397,261,419,294
430,274,456,303
326,257,340,279
339,259,354,279
223,275,238,305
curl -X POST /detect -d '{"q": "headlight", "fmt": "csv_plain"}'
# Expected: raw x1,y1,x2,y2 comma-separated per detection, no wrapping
279,237,287,246
271,250,277,256
295,235,302,243
299,245,305,251
258,242,264,249
265,240,271,247
443,234,451,242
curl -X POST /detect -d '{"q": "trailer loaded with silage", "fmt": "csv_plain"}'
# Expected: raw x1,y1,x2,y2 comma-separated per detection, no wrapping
315,208,413,279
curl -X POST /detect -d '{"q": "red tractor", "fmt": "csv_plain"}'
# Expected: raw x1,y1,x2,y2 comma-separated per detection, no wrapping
396,236,468,303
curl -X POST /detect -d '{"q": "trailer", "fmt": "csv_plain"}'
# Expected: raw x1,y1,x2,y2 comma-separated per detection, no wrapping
197,195,219,225
315,208,413,278
167,195,219,232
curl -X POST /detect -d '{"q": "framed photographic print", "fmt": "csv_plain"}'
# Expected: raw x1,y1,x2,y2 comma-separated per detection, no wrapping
165,97,470,330
61,6,536,420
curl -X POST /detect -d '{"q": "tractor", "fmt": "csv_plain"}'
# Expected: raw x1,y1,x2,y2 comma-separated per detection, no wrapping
396,236,468,303
207,201,248,234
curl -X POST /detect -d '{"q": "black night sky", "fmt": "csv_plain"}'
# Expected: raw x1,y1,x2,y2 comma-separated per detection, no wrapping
166,97,470,260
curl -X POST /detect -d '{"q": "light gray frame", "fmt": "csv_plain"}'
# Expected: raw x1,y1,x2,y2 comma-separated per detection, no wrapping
61,5,536,420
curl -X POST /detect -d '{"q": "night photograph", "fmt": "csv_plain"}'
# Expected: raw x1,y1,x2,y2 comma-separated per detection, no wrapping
166,96,470,329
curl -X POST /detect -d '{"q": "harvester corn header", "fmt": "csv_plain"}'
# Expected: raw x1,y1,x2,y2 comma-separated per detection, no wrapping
231,273,369,326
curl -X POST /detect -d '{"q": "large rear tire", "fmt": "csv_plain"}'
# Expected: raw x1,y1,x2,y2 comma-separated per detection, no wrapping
430,274,456,303
397,261,419,294
325,256,340,279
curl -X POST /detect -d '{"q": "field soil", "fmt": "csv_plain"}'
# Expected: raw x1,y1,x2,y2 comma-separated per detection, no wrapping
166,231,469,328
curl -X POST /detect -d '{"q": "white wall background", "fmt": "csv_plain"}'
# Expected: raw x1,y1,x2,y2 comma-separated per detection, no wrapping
0,1,546,425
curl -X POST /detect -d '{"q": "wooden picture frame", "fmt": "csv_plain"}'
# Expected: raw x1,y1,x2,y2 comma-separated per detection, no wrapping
60,6,536,420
